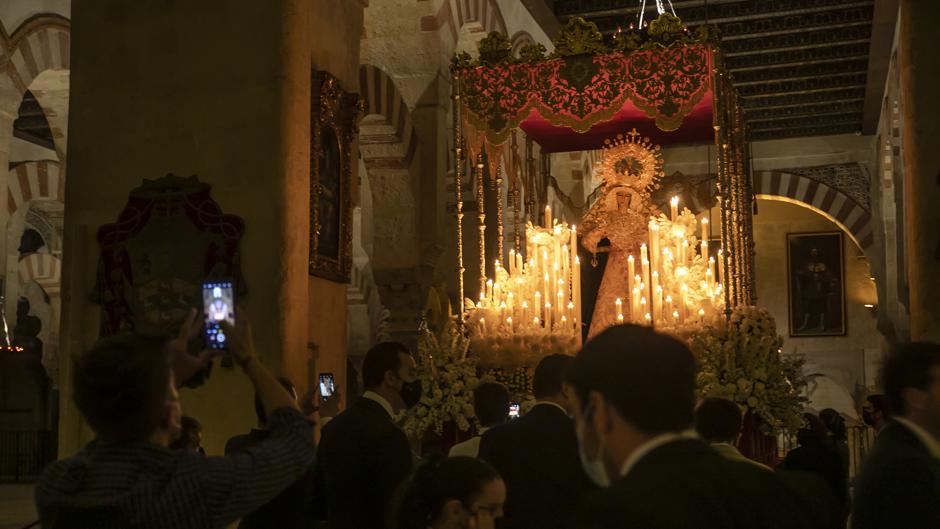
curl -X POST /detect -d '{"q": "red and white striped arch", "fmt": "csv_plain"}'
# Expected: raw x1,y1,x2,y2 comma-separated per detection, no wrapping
753,169,874,252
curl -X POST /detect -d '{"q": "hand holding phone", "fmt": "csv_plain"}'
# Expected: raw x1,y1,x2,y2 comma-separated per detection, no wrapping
202,280,235,350
319,373,335,401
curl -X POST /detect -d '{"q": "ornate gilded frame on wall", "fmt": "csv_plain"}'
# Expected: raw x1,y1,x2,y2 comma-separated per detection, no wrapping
310,70,360,282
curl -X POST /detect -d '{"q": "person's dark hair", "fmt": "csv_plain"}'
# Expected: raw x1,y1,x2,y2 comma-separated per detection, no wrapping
883,341,940,416
567,324,695,434
362,342,411,390
72,333,173,443
255,376,295,425
474,382,510,427
694,397,742,443
169,416,202,451
819,408,846,441
866,393,887,414
397,455,500,529
796,413,827,447
533,354,574,399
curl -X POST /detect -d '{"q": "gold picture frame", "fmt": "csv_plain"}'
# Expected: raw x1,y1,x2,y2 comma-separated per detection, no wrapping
310,70,360,283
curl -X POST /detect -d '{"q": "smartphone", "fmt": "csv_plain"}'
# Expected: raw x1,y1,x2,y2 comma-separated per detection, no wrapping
319,373,335,401
509,402,520,419
202,280,235,350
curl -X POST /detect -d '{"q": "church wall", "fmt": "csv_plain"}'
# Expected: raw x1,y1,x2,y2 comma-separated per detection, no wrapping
307,0,366,418
750,199,882,418
59,0,321,456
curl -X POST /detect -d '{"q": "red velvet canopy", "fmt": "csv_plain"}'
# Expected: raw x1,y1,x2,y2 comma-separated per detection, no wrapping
457,43,716,153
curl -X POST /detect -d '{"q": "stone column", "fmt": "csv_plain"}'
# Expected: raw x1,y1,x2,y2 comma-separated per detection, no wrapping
58,0,341,456
899,1,940,342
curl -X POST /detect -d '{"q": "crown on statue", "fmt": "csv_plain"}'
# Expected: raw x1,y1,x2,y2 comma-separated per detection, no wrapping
599,129,664,193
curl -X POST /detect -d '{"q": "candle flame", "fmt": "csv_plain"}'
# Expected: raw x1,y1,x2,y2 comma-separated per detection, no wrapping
670,196,679,207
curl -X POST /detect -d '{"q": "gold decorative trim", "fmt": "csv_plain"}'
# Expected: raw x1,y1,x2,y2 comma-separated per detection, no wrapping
310,71,361,283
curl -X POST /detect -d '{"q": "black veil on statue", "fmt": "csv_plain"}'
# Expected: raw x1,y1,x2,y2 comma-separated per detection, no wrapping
578,238,610,345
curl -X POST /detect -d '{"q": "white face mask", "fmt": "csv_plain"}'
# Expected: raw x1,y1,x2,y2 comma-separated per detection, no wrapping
576,401,610,487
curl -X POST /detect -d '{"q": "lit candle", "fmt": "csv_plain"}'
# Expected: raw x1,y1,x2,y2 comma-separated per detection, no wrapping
654,285,663,324
544,205,552,229
521,300,529,322
640,244,650,289
545,302,553,329
632,287,640,323
698,308,706,324
486,279,494,303
568,301,575,331
479,317,487,334
649,221,660,279
672,310,680,323
506,316,513,332
617,314,625,324
701,218,709,262
543,272,550,317
665,295,673,320
534,291,542,321
640,296,647,325
670,196,679,221
627,255,635,297
615,298,623,321
509,249,516,276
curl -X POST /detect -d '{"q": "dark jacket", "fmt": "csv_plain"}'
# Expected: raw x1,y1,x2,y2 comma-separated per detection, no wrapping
781,440,848,527
851,420,940,529
478,403,595,529
313,396,413,529
225,429,318,529
574,439,820,529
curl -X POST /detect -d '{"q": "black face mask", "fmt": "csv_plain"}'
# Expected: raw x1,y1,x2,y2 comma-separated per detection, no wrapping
400,380,423,409
862,410,875,427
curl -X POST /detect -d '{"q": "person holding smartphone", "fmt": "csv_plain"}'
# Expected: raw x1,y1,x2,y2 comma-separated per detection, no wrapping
36,310,318,529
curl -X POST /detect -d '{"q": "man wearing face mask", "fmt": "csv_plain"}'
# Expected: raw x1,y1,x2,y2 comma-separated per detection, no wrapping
568,325,818,529
478,354,595,529
862,394,890,433
314,342,420,529
36,311,316,529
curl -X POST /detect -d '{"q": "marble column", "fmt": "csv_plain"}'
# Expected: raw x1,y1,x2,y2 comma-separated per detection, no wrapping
900,1,940,341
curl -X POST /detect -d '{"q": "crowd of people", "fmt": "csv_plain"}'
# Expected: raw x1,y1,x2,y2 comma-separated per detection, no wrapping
33,308,940,529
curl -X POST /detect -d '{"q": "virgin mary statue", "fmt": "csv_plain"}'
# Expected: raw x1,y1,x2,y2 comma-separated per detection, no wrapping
580,131,663,339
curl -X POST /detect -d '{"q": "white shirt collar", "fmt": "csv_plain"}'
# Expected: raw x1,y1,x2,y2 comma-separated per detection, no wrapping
363,390,395,418
894,417,940,459
535,401,569,415
620,430,698,478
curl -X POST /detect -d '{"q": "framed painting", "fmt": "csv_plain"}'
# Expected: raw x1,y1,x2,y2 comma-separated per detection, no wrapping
786,231,846,337
310,70,360,283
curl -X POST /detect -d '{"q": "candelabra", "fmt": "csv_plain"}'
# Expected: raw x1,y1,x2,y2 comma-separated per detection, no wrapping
465,207,582,366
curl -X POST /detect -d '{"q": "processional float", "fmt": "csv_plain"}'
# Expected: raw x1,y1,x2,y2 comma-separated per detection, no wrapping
449,11,755,368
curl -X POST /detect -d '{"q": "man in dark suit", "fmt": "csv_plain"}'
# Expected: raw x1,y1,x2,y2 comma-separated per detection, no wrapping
852,342,940,529
314,342,419,529
567,324,818,529
478,354,595,529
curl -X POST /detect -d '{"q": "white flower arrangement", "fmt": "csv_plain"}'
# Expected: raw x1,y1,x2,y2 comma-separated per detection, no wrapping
400,287,481,439
689,306,806,434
